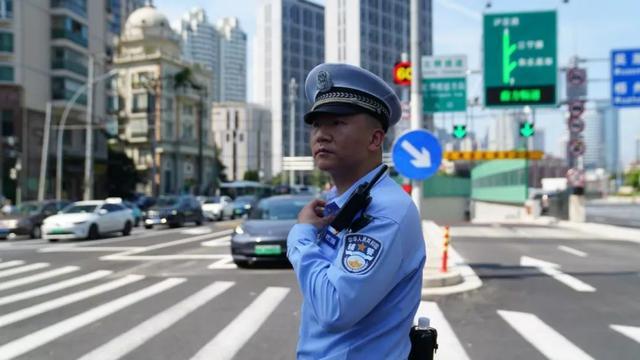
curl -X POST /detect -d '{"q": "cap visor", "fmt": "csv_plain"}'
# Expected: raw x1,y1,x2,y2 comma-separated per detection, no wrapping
303,103,363,124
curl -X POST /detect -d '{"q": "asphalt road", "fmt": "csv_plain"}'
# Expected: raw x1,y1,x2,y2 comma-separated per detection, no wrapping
437,223,640,360
1,221,639,359
586,203,640,228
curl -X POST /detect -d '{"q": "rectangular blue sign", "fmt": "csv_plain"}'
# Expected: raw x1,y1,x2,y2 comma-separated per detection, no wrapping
611,49,640,107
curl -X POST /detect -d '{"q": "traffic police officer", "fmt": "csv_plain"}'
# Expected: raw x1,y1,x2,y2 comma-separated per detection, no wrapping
287,63,426,359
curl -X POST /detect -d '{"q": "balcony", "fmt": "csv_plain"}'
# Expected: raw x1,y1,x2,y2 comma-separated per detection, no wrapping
50,0,86,18
52,88,87,105
51,58,87,76
51,28,88,48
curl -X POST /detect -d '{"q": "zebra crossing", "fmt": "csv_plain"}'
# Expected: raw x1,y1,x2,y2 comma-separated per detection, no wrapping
0,257,638,360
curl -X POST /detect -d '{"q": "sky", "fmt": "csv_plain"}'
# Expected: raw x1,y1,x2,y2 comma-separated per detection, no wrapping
155,0,640,168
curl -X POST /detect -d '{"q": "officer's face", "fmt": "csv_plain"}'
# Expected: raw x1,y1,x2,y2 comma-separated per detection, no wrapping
310,113,384,173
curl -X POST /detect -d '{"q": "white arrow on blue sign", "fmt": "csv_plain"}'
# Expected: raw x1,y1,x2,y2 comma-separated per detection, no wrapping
392,129,443,180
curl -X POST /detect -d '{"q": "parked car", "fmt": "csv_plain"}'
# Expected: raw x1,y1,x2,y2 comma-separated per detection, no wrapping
142,195,204,229
105,197,142,227
42,201,134,242
201,196,232,221
231,195,312,267
222,195,258,220
0,200,70,239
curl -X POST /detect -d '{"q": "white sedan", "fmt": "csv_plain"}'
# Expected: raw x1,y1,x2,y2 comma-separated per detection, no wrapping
42,201,134,242
201,196,232,221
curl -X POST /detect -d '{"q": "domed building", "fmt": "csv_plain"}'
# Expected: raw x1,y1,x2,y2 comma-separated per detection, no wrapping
112,2,217,196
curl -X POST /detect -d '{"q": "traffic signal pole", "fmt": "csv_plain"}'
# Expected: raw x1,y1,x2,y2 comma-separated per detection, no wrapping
410,0,423,214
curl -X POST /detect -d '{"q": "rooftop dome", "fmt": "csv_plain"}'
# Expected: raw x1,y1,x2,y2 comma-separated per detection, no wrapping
124,4,170,34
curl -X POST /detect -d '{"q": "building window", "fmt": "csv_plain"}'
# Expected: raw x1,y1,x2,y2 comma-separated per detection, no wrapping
51,46,88,76
182,104,194,115
106,95,119,113
132,93,148,113
238,133,243,142
165,98,173,111
51,15,88,48
226,133,230,142
131,71,153,89
52,76,87,104
0,32,12,52
0,65,13,81
0,0,13,19
1,109,14,136
290,5,299,24
164,121,173,139
51,0,87,18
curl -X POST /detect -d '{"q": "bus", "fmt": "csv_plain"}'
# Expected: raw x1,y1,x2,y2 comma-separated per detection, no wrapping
219,181,272,199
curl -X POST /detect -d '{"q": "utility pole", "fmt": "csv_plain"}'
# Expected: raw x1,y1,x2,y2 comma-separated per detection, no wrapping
147,88,158,197
410,0,423,213
38,102,52,201
197,88,206,194
83,55,94,200
288,78,297,187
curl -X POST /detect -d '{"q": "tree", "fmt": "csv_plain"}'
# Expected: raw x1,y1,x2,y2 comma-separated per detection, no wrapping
106,146,142,198
625,169,640,190
243,170,260,182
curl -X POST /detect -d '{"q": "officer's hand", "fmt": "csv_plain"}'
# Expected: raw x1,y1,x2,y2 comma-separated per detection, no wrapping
298,199,335,230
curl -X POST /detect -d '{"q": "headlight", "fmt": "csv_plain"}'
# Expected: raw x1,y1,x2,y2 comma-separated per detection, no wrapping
171,210,178,215
73,221,87,225
244,204,251,210
234,226,244,235
2,219,18,228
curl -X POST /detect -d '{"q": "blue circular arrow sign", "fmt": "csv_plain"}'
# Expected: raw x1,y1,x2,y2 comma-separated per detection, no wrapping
392,129,443,180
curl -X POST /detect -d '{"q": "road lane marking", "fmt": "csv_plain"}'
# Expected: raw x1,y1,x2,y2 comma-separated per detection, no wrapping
201,236,231,247
39,246,145,253
0,277,185,360
0,266,79,292
77,281,235,360
558,245,588,257
521,256,595,292
497,310,595,360
610,324,640,344
181,227,213,235
414,301,470,360
207,256,237,269
0,263,49,279
0,260,25,270
0,274,144,328
189,287,290,360
0,270,113,306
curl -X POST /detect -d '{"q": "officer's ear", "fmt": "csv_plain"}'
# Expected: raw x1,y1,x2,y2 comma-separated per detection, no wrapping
365,115,385,151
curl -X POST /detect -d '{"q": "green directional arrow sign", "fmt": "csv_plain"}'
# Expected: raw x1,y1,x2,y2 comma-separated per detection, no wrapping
484,11,557,107
453,125,467,139
519,121,535,137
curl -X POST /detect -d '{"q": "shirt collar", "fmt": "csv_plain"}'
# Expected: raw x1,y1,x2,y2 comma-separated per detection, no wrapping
324,164,387,208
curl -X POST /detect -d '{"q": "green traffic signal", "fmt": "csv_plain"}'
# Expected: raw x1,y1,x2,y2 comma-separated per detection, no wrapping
519,121,535,137
453,125,467,139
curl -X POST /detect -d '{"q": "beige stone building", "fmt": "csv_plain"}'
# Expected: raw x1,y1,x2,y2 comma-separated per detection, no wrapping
113,4,217,195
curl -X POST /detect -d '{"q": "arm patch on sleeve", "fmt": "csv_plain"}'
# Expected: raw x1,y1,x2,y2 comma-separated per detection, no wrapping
342,233,383,275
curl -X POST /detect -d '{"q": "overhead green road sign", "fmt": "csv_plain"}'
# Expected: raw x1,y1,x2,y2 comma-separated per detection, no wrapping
422,54,467,113
484,11,557,107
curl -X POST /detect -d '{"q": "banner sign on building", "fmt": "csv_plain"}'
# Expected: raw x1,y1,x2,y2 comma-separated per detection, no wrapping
483,11,557,107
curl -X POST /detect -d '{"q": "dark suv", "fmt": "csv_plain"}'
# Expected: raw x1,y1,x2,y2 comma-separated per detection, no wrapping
0,200,71,239
142,195,204,229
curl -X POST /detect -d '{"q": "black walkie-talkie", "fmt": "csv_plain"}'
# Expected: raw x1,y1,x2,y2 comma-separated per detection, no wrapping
329,164,388,232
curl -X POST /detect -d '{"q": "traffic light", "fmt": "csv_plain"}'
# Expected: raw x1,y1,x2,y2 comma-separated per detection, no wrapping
452,125,467,139
519,121,535,137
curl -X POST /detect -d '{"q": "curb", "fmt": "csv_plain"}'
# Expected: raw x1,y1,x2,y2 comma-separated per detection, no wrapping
422,247,482,297
423,268,463,287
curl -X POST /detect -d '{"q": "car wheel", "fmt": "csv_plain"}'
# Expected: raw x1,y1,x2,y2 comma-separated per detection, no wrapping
234,260,251,268
144,224,153,230
122,221,132,236
87,224,99,240
31,226,42,239
134,218,140,227
195,216,203,226
48,238,58,242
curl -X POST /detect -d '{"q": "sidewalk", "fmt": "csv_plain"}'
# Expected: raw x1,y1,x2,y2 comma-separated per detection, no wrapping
557,220,640,244
420,221,482,297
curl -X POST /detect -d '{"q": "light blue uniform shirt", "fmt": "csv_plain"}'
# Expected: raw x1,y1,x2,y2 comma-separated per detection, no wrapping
287,165,426,359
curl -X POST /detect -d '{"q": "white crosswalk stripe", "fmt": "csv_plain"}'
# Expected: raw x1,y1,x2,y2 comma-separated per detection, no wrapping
610,324,640,344
0,277,185,360
78,281,235,360
189,287,290,360
414,301,471,360
0,260,25,270
0,266,79,292
498,310,595,360
0,270,112,307
0,263,49,278
0,274,144,328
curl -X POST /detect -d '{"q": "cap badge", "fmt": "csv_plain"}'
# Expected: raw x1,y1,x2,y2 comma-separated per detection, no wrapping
316,70,333,92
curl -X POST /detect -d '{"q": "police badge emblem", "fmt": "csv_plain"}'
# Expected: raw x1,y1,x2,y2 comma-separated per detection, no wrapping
316,70,333,92
342,233,382,274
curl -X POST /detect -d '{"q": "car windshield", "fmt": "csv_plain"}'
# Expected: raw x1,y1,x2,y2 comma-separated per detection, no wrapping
249,198,309,220
62,205,98,214
14,203,41,215
235,196,256,204
156,197,178,206
205,196,221,204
